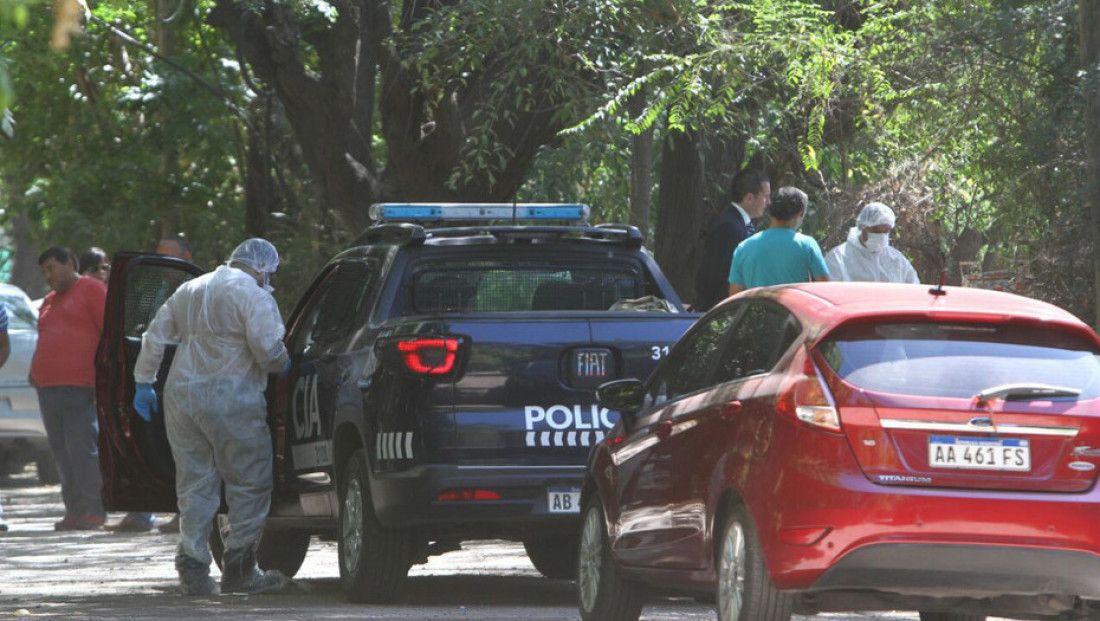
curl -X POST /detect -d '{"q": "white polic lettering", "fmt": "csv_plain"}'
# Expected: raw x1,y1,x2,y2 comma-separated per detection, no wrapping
546,405,573,430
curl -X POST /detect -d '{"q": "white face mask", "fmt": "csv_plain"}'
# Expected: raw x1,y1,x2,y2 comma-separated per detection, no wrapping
261,272,274,293
864,232,890,252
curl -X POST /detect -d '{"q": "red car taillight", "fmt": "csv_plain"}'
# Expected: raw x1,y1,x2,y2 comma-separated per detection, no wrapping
396,338,460,375
777,349,841,432
437,489,501,502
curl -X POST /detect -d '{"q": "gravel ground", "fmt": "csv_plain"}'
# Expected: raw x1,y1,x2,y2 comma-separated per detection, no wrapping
0,464,930,621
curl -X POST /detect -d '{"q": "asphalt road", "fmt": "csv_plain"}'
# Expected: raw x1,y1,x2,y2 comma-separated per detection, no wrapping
0,465,923,621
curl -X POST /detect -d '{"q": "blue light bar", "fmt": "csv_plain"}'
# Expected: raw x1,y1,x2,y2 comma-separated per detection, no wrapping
369,203,590,223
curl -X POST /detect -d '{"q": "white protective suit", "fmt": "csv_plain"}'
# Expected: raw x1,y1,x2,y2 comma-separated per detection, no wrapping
134,247,289,567
825,227,920,284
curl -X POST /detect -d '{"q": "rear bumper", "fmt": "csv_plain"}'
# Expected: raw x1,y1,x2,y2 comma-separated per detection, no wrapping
0,385,45,438
371,464,585,533
764,461,1100,598
811,543,1100,599
0,387,49,468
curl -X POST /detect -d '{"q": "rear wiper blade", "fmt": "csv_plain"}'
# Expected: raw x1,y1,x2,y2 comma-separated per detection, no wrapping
975,383,1082,402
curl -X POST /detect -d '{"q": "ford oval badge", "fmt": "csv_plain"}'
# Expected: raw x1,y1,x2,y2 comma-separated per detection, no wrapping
1068,461,1096,472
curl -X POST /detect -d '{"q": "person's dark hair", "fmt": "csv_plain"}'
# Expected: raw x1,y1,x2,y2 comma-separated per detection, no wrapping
78,247,108,274
38,246,76,267
729,169,770,204
158,234,192,256
767,186,809,221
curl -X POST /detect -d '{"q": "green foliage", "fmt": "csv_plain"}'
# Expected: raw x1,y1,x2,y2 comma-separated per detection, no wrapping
0,1,245,265
0,0,336,310
852,1,1088,309
0,0,1095,322
521,121,639,227
402,0,684,192
560,0,880,171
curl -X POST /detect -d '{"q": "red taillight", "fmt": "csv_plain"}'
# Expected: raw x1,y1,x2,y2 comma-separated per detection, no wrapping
777,349,841,432
397,338,460,374
606,430,628,446
436,489,501,502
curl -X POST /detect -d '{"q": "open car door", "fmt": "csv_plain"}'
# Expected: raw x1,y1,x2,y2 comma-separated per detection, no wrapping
95,252,204,512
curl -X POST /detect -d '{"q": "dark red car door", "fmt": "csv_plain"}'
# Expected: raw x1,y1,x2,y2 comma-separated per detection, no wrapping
611,307,740,569
651,301,801,570
95,252,203,512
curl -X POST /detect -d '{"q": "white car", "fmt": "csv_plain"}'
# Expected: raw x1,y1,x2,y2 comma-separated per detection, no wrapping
0,283,57,483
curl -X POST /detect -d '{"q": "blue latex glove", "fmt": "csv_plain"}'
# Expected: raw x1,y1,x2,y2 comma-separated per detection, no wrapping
134,383,157,422
277,359,293,378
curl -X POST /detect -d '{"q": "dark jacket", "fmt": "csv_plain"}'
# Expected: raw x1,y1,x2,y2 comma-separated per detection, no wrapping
693,206,754,312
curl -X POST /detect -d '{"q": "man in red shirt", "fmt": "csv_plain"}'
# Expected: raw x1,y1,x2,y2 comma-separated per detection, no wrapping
31,246,107,531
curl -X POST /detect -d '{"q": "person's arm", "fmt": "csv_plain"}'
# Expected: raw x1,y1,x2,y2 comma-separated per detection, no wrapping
807,238,830,283
903,258,920,284
244,291,290,374
824,246,846,282
134,299,179,384
88,278,107,335
727,244,747,297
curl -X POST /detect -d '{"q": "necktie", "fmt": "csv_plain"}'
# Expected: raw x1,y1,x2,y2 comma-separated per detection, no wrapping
746,221,756,235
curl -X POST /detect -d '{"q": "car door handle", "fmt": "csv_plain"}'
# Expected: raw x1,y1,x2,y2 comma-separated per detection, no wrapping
720,401,743,421
655,420,673,439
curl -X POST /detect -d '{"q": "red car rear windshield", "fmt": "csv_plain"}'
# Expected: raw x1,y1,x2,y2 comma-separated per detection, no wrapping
818,322,1100,399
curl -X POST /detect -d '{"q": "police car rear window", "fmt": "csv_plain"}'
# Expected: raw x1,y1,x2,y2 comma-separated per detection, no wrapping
407,261,641,313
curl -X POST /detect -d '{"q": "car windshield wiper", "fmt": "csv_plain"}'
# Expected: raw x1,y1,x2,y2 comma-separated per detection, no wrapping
975,383,1082,402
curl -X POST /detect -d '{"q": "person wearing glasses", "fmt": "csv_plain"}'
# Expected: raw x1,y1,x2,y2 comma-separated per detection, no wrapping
78,248,111,283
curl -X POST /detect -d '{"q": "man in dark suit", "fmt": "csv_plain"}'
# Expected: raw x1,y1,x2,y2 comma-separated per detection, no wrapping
693,170,771,311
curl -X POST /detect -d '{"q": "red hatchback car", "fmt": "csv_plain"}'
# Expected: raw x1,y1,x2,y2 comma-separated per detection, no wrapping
579,282,1100,621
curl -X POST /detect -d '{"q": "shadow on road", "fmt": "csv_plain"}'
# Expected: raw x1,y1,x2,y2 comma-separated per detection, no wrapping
0,466,710,620
6,575,583,620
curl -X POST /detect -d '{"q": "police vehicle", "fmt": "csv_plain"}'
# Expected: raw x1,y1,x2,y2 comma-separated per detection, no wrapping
95,204,698,602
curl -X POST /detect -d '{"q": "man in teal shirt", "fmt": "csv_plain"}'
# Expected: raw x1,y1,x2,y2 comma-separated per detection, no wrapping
728,186,829,295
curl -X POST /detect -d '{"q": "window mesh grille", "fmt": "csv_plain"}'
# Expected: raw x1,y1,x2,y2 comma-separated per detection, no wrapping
411,268,638,313
124,265,195,337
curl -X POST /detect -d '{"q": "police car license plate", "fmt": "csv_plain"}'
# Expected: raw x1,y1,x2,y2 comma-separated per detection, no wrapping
928,435,1030,471
547,486,581,514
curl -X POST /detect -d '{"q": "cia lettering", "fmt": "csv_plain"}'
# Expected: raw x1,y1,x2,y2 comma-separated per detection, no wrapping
292,375,322,440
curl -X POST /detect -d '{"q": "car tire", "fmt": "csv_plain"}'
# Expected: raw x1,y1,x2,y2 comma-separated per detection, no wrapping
919,613,986,621
35,453,60,485
716,505,793,621
339,447,415,603
577,496,643,621
208,515,311,578
524,533,580,580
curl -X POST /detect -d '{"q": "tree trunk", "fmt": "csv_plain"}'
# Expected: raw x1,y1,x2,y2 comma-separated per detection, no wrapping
244,99,274,238
10,212,45,298
1083,0,1100,328
209,0,590,230
154,0,182,238
654,129,746,302
655,130,704,297
628,86,652,241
